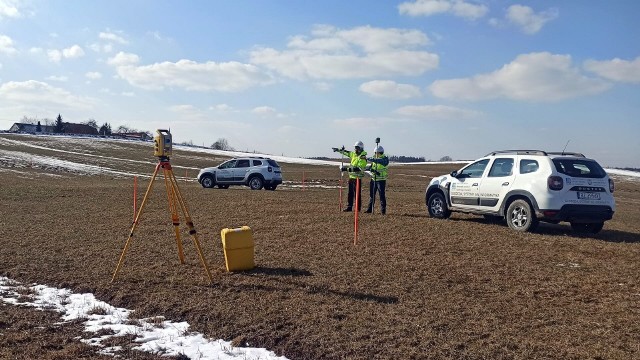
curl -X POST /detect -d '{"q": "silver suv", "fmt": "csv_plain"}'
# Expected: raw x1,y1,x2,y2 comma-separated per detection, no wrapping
197,157,282,190
425,150,615,234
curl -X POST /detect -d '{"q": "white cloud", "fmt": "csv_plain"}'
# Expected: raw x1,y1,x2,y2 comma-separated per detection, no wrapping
29,47,42,54
107,51,140,66
0,62,3,69
99,31,128,44
429,52,611,102
0,0,21,19
583,57,640,83
394,104,480,119
0,34,17,55
359,80,421,99
398,0,489,20
85,71,102,80
47,49,62,62
0,80,94,110
47,45,85,62
313,82,332,92
121,91,135,97
252,106,277,115
210,104,233,111
108,52,274,92
250,25,438,80
90,43,113,53
62,45,85,58
505,5,558,34
45,75,68,82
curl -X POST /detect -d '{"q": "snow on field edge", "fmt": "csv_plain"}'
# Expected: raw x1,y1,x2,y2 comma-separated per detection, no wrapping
0,276,288,360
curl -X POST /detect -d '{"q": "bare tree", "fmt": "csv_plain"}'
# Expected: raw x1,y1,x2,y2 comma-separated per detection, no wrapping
20,116,38,124
83,119,99,131
211,138,234,151
439,155,453,162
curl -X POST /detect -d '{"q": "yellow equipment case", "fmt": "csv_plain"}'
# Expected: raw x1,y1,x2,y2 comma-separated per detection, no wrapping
220,226,255,271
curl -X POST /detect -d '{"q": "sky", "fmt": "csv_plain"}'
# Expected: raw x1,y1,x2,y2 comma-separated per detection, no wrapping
0,1,639,167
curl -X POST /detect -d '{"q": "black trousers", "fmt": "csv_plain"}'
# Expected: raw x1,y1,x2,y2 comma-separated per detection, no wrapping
367,180,386,212
346,178,364,210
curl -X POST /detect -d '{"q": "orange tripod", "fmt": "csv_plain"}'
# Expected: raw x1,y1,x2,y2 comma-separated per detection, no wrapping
111,157,213,284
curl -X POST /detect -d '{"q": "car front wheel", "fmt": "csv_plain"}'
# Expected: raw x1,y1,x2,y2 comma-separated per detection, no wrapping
248,176,264,190
201,175,215,188
506,199,538,232
427,192,451,219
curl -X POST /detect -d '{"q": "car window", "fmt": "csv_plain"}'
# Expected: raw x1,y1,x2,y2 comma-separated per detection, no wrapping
218,160,236,169
267,159,280,168
553,159,606,178
488,158,514,177
458,159,489,178
236,159,250,168
520,159,539,174
252,160,263,166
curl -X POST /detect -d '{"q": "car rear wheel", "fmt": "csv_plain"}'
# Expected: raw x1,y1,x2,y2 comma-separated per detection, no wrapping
427,192,451,219
571,222,604,234
506,199,538,232
249,176,264,190
201,175,215,188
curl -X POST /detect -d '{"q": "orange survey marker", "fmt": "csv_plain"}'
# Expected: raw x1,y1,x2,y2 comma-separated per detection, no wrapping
221,226,255,271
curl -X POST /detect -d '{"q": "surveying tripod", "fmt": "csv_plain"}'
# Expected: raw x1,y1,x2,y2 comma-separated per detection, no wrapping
111,156,213,284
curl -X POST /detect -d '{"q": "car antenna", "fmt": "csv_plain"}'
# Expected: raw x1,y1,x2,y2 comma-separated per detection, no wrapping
562,139,570,155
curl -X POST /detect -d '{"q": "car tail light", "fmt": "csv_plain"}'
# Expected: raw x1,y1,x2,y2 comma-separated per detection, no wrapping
609,178,615,193
548,176,563,191
268,166,273,172
543,210,558,217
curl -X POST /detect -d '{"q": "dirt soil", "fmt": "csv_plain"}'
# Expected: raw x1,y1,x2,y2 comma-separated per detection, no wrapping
1,134,639,359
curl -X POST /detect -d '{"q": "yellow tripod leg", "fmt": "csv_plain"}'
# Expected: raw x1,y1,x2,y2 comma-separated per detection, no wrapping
163,167,185,264
167,169,214,283
111,163,161,283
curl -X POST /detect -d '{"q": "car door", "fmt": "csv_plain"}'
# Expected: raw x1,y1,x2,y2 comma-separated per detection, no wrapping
449,159,489,209
216,160,236,183
233,159,251,181
478,157,516,211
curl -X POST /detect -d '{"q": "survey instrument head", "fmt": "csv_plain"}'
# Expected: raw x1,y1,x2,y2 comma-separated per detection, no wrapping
154,129,172,158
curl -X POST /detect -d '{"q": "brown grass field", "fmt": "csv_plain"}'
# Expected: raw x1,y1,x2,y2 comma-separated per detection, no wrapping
1,134,639,359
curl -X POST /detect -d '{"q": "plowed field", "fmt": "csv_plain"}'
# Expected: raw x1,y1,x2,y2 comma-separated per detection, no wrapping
1,134,639,359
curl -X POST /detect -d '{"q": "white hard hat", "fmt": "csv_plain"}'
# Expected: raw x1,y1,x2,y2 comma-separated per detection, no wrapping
354,141,364,148
374,145,384,153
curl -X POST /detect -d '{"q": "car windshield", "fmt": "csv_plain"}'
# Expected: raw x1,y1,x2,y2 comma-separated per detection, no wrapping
552,158,607,178
218,160,236,169
267,159,280,168
458,159,489,178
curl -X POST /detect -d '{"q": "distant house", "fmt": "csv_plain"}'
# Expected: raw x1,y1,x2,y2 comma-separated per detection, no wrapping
8,122,98,135
8,123,55,133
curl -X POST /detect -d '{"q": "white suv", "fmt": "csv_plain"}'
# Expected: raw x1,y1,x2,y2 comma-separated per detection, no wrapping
197,157,282,190
425,150,615,234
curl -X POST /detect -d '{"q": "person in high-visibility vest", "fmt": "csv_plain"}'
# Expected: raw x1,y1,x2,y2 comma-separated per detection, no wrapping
332,141,368,212
365,145,389,214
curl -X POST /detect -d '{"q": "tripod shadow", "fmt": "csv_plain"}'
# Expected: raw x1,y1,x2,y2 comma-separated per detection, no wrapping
235,267,398,304
247,266,312,277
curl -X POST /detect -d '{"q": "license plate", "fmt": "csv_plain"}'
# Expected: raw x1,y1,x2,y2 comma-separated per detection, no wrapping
577,192,600,200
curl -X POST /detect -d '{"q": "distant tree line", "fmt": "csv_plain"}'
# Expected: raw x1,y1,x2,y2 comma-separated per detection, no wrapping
388,155,426,163
19,115,151,138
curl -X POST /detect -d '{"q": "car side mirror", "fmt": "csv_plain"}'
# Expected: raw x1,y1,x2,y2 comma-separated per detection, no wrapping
450,170,458,177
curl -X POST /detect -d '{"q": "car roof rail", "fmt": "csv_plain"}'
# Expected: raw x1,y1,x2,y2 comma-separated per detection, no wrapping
547,151,586,158
484,150,548,156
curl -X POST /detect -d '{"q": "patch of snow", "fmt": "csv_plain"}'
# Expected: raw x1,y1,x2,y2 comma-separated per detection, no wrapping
0,276,288,359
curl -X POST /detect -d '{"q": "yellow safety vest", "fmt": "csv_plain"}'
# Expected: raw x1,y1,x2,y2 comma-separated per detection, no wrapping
371,155,388,181
339,150,368,179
